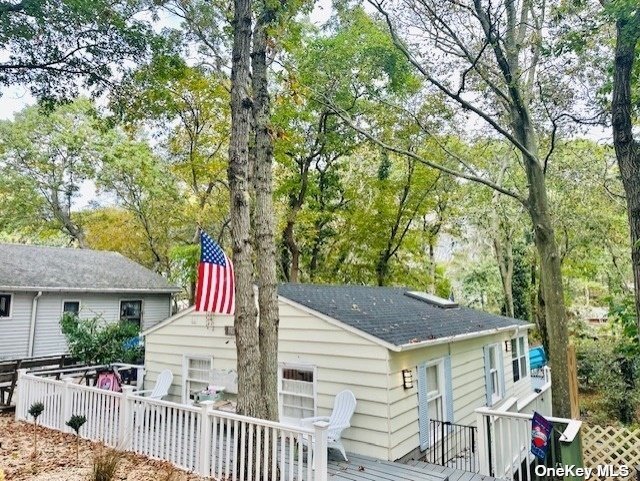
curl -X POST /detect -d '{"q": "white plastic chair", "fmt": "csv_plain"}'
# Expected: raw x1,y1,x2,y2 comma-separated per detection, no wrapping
135,369,173,400
300,390,357,461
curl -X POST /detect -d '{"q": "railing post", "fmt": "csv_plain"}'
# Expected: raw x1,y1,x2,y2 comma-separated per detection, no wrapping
61,377,73,432
136,366,145,390
118,385,135,449
559,420,584,481
313,421,329,481
476,410,491,476
198,401,215,476
14,369,28,422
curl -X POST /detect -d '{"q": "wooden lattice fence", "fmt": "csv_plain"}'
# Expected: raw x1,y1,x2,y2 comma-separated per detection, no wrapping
582,424,640,480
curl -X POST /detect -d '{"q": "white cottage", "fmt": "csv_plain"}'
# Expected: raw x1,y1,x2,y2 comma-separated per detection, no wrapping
142,284,549,462
0,243,180,359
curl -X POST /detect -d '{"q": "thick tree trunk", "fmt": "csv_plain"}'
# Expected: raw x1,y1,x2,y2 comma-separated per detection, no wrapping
252,18,280,421
525,155,570,418
229,0,263,418
50,189,86,247
612,17,640,332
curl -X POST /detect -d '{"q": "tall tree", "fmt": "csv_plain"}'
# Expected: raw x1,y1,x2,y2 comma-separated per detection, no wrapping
228,0,263,418
252,4,280,421
611,0,640,331
0,100,108,246
322,2,575,416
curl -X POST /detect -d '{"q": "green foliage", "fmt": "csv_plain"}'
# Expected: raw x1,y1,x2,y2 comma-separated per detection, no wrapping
66,414,87,461
608,296,639,357
0,0,156,102
28,402,45,421
512,244,532,321
576,336,640,425
0,100,113,242
60,313,142,365
458,259,504,314
66,414,87,434
28,401,45,458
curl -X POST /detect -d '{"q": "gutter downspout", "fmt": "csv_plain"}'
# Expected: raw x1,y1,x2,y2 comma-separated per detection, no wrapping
27,291,42,357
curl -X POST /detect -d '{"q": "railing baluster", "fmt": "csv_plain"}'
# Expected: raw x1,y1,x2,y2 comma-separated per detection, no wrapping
225,418,234,481
17,374,321,481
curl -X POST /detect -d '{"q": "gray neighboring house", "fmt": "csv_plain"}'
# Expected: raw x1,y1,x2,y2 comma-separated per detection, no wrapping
0,244,180,360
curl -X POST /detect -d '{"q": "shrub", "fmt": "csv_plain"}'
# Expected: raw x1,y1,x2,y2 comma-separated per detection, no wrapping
66,414,87,462
28,402,44,458
60,313,143,365
91,447,124,481
577,335,640,424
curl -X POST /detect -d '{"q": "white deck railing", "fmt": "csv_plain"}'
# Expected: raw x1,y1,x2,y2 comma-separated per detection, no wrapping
15,370,328,481
475,403,581,480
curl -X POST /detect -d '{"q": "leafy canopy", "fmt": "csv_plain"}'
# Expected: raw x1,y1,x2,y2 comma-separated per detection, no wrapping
0,0,156,102
60,313,142,365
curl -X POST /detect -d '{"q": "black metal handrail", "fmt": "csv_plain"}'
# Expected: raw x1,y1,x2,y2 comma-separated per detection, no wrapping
426,419,479,473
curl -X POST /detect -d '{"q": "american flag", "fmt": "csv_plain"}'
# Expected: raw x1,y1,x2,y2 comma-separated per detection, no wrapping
195,231,235,314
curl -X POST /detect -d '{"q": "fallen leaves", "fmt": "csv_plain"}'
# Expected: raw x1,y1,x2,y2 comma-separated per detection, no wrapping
0,413,208,481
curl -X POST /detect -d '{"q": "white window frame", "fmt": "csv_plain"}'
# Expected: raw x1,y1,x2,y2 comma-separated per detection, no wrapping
182,355,214,404
0,293,12,318
61,299,81,317
511,335,529,383
425,359,446,421
119,299,143,326
278,362,317,423
425,358,448,446
487,343,503,404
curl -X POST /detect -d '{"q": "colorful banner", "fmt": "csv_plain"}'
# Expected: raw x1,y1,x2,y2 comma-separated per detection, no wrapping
531,411,553,460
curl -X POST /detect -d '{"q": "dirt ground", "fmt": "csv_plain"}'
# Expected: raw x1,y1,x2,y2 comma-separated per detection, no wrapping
0,413,210,481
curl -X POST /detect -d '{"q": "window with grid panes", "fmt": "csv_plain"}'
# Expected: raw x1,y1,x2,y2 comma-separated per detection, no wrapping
183,356,213,402
511,336,528,382
279,365,315,420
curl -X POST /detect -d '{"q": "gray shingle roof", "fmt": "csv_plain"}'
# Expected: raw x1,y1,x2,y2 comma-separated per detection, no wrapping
278,283,529,347
0,244,180,293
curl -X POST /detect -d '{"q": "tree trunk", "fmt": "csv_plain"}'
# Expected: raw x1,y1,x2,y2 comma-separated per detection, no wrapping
427,241,436,294
525,156,570,417
228,0,263,418
494,233,514,318
252,17,279,421
283,214,301,283
612,16,640,333
50,188,86,247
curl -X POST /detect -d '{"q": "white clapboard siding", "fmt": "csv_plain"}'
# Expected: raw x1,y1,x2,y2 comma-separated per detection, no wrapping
0,292,34,360
144,300,391,460
145,301,537,462
386,333,531,461
28,292,171,357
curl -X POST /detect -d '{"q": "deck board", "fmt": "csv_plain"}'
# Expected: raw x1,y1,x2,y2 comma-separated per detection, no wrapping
327,452,503,481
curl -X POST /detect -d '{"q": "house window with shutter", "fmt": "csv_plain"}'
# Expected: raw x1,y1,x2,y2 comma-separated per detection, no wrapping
418,357,453,450
484,343,505,406
511,336,528,382
278,363,316,422
426,363,444,422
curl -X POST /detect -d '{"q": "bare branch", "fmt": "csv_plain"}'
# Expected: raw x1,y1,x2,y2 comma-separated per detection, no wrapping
320,95,526,204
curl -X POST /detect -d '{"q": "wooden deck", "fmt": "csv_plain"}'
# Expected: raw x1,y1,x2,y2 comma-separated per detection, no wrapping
328,452,503,481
